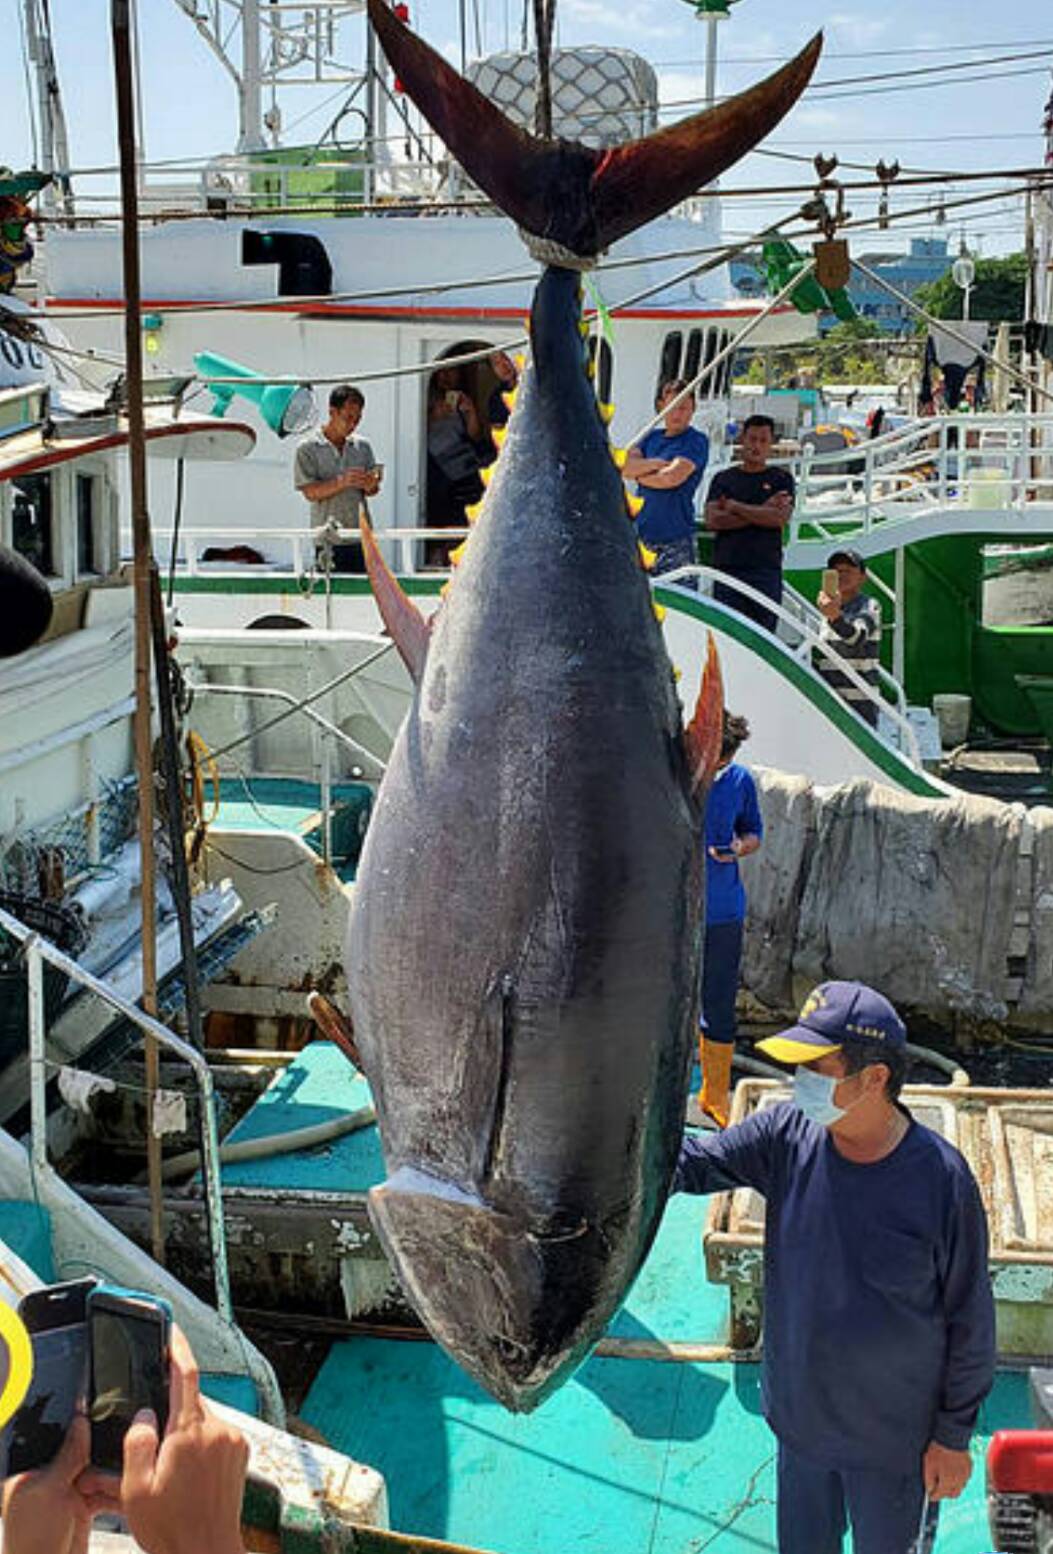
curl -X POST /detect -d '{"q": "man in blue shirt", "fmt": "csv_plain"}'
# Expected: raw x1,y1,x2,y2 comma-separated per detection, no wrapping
624,379,710,578
677,981,995,1554
697,712,762,1128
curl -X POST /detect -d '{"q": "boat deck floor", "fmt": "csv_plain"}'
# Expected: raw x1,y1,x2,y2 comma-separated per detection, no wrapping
212,776,370,883
302,1191,1021,1553
232,1046,1020,1552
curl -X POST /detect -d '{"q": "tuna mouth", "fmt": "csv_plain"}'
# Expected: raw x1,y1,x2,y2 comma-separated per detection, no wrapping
369,1167,616,1411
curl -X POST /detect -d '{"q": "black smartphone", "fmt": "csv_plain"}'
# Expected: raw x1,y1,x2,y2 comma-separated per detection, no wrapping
2,1277,96,1477
88,1287,171,1473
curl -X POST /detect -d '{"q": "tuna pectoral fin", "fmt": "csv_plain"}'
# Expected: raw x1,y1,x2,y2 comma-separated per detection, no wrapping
307,991,362,1069
360,514,430,684
366,0,820,259
684,633,724,796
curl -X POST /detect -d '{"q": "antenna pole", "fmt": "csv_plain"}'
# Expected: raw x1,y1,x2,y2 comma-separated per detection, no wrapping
111,0,166,1267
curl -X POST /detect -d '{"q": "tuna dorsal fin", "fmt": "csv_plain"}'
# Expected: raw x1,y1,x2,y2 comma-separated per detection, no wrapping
684,633,724,797
360,514,431,684
365,0,820,260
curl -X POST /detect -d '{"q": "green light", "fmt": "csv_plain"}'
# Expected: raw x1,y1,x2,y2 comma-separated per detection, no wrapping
679,0,742,15
193,351,317,439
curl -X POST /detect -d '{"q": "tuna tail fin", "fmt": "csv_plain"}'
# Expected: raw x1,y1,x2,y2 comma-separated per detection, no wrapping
366,0,820,260
360,514,431,684
684,633,724,796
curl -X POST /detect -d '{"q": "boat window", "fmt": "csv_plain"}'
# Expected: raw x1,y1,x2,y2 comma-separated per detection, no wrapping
700,329,719,398
657,332,682,397
596,339,613,406
717,331,734,397
11,472,55,578
76,473,99,575
683,329,703,385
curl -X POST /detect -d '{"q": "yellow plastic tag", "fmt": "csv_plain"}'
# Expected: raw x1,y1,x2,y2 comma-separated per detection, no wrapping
0,1300,34,1428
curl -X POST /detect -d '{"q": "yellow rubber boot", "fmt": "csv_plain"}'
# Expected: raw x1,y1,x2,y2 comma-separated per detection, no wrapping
698,1037,733,1129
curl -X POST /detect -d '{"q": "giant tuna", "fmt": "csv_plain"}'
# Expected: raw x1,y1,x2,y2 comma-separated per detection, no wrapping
345,0,820,1411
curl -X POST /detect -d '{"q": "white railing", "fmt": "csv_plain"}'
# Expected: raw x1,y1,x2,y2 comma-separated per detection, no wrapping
657,565,921,767
788,412,1053,544
0,904,283,1420
0,902,232,1312
151,524,467,581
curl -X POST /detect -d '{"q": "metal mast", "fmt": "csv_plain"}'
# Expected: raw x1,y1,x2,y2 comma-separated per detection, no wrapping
23,0,73,217
171,1,366,153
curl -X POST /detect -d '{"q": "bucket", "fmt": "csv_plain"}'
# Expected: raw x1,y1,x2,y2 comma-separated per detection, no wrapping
932,693,971,748
967,467,1011,509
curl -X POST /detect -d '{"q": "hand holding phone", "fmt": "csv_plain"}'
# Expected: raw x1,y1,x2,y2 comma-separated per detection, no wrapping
89,1287,171,1474
708,842,738,864
3,1278,96,1477
821,567,841,601
2,1411,121,1554
120,1326,249,1554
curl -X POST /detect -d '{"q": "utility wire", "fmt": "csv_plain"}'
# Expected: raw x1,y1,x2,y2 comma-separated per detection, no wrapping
24,173,1048,335
651,36,1053,66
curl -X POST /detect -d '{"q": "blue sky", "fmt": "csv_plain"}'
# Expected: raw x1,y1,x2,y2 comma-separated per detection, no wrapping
4,0,1050,255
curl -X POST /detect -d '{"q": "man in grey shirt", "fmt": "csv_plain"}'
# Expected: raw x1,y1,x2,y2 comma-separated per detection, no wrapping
294,384,382,572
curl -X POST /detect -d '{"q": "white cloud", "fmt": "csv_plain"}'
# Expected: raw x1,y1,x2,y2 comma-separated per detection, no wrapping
827,12,891,47
561,0,679,41
793,105,842,128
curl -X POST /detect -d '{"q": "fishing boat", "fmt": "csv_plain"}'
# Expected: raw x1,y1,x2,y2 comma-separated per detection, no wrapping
5,9,1053,1554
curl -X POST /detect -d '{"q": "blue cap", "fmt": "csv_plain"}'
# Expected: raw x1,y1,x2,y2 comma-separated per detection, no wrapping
756,980,906,1065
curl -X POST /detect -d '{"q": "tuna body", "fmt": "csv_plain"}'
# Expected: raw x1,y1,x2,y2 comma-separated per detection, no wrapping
345,266,702,1409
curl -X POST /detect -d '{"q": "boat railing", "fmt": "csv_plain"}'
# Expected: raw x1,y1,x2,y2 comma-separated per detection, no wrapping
778,578,908,721
0,903,281,1418
789,412,1053,543
658,565,921,766
153,523,469,579
185,679,388,861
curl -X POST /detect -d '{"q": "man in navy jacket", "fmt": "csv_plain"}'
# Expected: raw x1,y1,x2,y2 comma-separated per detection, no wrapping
677,981,995,1554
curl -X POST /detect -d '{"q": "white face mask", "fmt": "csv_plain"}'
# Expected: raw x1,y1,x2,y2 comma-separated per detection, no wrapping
792,1066,852,1127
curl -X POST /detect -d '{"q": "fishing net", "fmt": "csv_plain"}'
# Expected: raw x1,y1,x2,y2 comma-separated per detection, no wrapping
466,47,658,148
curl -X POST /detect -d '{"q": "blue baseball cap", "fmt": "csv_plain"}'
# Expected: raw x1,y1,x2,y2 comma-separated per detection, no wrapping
756,980,907,1066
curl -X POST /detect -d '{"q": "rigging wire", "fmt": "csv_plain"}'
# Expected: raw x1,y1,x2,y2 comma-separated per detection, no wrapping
650,36,1053,66
21,171,1049,333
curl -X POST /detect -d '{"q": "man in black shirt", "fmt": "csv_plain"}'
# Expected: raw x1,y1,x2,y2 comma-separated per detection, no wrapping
705,414,795,631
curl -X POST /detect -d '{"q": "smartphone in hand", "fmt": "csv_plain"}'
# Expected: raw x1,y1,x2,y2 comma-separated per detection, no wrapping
88,1287,171,1473
821,568,841,600
2,1277,96,1476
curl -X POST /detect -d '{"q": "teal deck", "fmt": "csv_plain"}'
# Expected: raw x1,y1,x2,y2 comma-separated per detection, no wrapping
214,776,372,883
219,1041,383,1191
227,1046,1020,1552
303,1203,1021,1553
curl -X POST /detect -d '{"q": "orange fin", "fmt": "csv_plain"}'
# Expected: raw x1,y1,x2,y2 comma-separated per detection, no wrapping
684,633,725,796
361,515,430,685
307,992,363,1070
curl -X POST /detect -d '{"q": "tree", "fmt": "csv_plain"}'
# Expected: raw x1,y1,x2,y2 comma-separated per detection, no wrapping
912,252,1028,325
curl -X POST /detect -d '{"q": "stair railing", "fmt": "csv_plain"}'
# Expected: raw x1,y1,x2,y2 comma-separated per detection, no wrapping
656,567,921,766
0,903,232,1320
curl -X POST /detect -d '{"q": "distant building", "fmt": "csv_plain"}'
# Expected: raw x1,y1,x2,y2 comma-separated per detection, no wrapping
729,237,951,334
